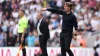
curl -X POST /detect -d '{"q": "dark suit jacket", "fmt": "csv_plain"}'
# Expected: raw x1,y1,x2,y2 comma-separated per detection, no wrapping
37,18,50,39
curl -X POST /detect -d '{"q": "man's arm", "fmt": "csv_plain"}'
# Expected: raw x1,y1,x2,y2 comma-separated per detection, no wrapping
21,20,28,41
42,8,65,15
42,20,50,38
21,28,26,41
73,15,78,35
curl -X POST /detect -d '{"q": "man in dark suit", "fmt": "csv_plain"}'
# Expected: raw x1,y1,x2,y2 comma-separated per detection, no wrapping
42,2,78,56
37,12,50,56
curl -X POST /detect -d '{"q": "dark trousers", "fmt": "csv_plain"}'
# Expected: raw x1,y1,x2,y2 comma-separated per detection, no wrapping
60,32,74,56
19,33,27,56
39,35,48,56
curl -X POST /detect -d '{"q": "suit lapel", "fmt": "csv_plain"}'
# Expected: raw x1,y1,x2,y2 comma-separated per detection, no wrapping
36,20,39,29
40,18,44,29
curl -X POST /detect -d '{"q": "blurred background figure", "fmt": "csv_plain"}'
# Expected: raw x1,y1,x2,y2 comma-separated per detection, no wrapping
33,30,39,47
0,27,4,46
28,19,34,32
71,36,79,47
7,32,15,46
93,47,99,56
26,32,35,47
93,36,100,48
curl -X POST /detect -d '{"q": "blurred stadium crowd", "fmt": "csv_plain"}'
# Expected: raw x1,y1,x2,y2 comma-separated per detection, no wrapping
0,0,100,48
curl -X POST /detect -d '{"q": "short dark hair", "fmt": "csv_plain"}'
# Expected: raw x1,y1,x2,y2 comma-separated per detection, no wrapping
19,9,25,14
64,2,73,9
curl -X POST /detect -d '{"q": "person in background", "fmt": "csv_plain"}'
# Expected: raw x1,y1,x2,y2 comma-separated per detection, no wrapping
0,27,4,46
93,47,99,56
33,30,39,47
12,21,18,41
26,32,35,47
71,36,79,47
28,19,34,32
7,32,15,46
93,36,100,48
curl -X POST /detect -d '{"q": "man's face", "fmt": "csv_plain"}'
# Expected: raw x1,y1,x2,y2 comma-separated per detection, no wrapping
37,13,42,20
18,11,23,18
64,4,70,11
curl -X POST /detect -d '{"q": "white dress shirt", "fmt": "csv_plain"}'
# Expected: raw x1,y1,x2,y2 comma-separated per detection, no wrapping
37,18,43,35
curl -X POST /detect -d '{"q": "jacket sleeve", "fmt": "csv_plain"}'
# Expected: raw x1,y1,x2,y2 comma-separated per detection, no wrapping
73,15,78,30
47,8,65,15
42,20,50,38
